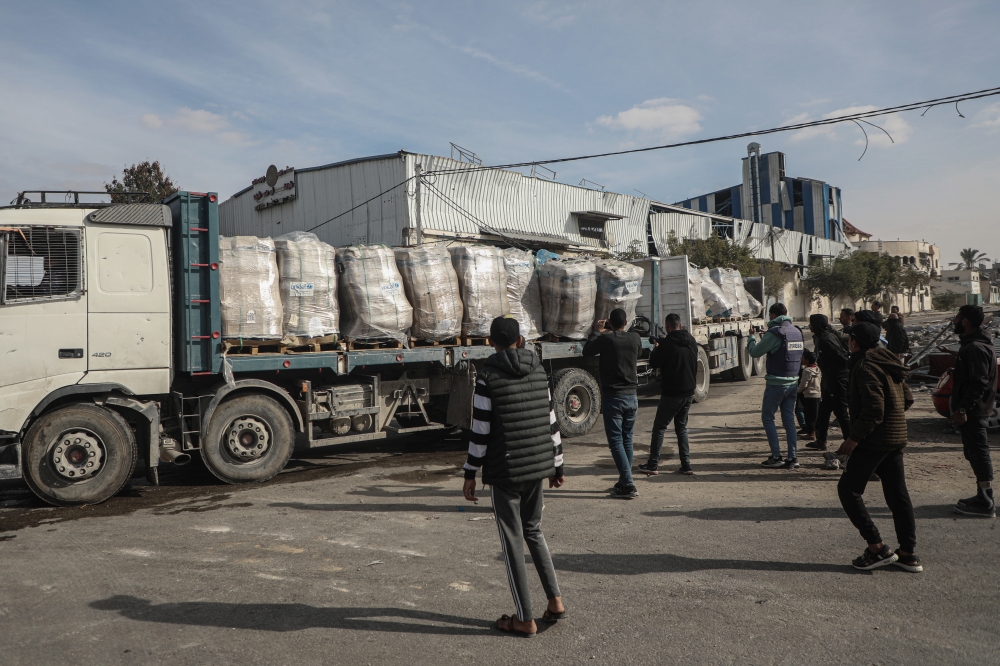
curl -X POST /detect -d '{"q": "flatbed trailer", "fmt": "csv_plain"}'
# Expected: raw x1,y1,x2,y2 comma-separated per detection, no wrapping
0,192,758,506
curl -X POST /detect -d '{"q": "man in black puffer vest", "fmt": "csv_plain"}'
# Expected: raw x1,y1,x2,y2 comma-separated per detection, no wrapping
808,314,851,452
462,316,566,637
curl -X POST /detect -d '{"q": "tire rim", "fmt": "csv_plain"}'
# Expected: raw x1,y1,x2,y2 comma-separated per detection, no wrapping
225,416,272,462
696,358,708,392
50,429,104,481
564,387,592,424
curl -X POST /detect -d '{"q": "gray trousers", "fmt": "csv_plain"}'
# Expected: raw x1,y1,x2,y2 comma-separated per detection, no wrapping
490,479,561,622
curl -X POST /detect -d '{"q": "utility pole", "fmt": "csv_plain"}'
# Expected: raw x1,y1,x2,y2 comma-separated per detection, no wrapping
414,163,423,246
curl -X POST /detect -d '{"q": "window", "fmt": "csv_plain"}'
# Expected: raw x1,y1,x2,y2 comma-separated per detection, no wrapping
1,226,82,304
792,180,804,207
714,189,732,217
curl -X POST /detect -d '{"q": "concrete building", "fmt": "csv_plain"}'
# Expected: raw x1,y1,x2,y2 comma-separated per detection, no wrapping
931,268,987,306
855,239,941,277
842,219,872,245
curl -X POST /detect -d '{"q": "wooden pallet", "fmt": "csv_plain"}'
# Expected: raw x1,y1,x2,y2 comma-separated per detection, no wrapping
462,336,491,346
345,338,405,351
285,339,345,354
410,336,460,347
223,339,285,355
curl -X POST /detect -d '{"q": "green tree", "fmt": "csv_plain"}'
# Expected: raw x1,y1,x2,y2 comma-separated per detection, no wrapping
802,252,866,317
612,239,647,262
105,160,179,204
896,264,930,312
850,251,900,307
932,291,963,311
757,259,786,304
665,232,759,277
951,248,990,270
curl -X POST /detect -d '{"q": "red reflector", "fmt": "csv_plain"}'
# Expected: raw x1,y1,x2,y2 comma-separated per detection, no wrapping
283,360,291,368
462,352,469,359
212,331,220,339
396,354,403,362
210,262,219,270
209,194,218,203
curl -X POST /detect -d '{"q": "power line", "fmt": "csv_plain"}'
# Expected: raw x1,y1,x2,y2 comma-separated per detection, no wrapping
424,85,1000,176
306,175,417,233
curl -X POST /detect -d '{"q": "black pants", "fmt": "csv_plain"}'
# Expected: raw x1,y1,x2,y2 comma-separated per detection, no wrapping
961,417,993,483
816,376,850,444
837,447,916,553
799,396,820,432
648,394,694,466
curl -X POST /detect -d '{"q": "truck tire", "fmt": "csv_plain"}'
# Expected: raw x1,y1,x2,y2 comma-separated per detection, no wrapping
201,394,295,484
693,348,710,403
22,404,137,507
731,337,752,382
750,335,766,376
552,368,601,438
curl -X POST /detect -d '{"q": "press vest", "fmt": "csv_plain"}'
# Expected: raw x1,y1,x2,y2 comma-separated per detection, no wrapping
765,320,805,377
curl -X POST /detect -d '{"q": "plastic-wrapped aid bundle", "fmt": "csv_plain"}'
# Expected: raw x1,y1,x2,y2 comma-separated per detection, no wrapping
699,267,734,318
502,248,543,340
538,258,597,340
449,246,510,338
273,232,339,340
218,236,283,339
394,246,463,341
336,245,413,342
594,260,644,327
688,265,707,321
708,267,752,317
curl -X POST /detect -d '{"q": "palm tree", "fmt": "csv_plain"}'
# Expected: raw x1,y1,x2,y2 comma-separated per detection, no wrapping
950,248,990,270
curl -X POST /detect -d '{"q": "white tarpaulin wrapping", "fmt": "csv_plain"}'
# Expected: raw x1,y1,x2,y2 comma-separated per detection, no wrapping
698,267,733,318
395,245,463,341
538,258,596,340
709,267,752,317
688,265,707,320
219,236,284,339
502,248,543,340
449,246,510,338
336,245,413,342
594,260,644,327
274,231,340,339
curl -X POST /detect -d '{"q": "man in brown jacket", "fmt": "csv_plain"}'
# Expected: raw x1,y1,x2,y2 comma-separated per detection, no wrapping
836,322,921,572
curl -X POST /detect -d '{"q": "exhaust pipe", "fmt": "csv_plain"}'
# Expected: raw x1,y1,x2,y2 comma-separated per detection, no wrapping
159,439,192,465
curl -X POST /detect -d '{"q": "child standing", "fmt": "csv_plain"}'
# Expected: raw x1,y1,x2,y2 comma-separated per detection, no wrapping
797,350,822,439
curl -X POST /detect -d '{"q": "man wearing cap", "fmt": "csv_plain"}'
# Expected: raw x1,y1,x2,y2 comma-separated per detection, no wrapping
462,316,567,636
748,303,804,469
583,308,644,499
836,322,921,572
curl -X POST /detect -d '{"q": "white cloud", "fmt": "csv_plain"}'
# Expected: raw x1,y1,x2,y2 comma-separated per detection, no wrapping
140,113,163,129
596,98,702,138
788,105,911,146
171,107,230,133
970,102,1000,131
218,131,256,146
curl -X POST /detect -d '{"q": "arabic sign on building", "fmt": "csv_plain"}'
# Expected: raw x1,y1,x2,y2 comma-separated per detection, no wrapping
252,166,296,211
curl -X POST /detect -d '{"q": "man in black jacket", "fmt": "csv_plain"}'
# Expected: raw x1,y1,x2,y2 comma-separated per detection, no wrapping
948,306,998,518
807,314,851,452
884,313,910,356
639,313,699,475
583,308,643,499
462,316,566,636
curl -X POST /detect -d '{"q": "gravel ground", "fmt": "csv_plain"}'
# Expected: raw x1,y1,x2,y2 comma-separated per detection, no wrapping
1,369,998,665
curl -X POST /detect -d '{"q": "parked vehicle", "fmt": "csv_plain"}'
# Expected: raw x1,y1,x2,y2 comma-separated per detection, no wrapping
0,192,763,506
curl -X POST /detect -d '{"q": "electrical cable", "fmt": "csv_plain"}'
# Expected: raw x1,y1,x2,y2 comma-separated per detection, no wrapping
424,86,1000,176
306,175,417,233
421,180,532,250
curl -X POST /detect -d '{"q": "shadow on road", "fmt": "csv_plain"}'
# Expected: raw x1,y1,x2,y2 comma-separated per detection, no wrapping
552,552,856,575
270,501,493,514
642,504,958,521
89,595,491,635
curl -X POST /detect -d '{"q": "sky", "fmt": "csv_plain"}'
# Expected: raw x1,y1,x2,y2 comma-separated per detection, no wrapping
2,0,999,266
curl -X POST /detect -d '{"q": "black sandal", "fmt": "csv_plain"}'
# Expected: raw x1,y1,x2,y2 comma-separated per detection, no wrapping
541,608,568,622
496,614,537,637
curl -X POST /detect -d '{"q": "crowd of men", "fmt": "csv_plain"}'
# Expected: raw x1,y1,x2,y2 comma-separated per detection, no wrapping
460,303,996,635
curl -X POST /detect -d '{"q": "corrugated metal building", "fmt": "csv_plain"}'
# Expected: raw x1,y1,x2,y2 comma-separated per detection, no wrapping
220,149,850,268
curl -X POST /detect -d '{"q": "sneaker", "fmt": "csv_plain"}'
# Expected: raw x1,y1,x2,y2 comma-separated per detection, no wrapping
678,465,694,475
761,456,784,468
798,431,816,440
610,485,638,499
796,428,810,436
892,551,923,573
783,458,800,469
957,488,994,506
954,493,996,518
805,440,828,451
852,545,898,570
637,462,659,476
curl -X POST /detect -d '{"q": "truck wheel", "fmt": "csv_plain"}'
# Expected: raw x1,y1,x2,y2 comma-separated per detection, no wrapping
693,348,710,403
22,404,137,506
750,335,766,376
731,337,752,381
201,394,295,484
552,368,601,438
